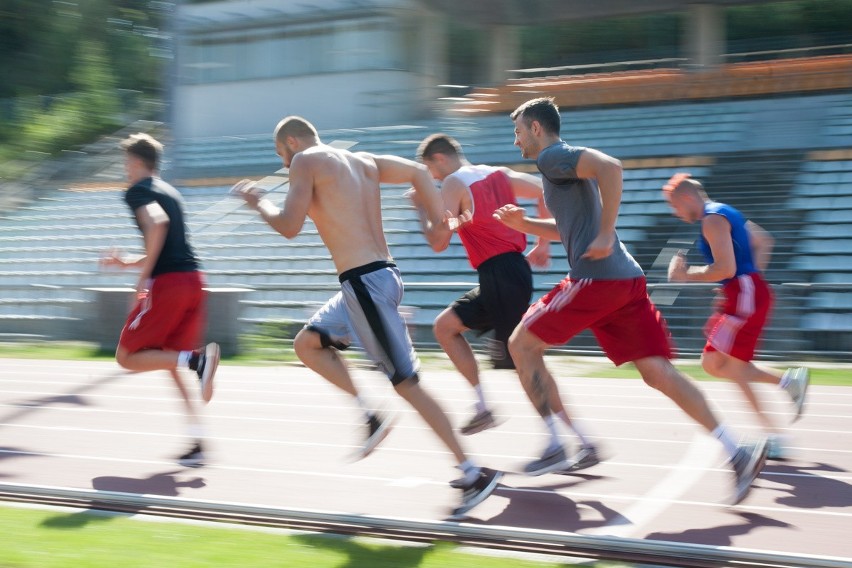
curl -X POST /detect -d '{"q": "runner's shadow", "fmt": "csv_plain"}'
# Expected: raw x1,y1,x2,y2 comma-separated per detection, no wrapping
0,446,39,479
39,470,207,530
92,470,206,497
765,462,852,509
453,474,619,532
291,533,433,568
645,512,790,546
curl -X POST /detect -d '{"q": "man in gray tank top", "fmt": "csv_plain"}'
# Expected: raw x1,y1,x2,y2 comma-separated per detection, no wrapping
493,97,768,505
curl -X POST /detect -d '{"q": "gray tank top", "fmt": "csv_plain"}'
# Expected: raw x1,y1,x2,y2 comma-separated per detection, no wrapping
536,141,644,280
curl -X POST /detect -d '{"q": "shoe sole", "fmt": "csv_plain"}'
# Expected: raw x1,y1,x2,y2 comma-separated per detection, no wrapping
201,343,220,403
523,457,570,477
179,458,205,468
359,418,393,460
732,439,768,505
553,455,601,475
460,417,500,436
792,369,810,422
450,470,503,518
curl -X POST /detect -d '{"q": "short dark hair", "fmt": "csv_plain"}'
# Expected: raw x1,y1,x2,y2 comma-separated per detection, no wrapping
416,133,464,161
510,97,561,136
120,133,162,171
274,116,318,142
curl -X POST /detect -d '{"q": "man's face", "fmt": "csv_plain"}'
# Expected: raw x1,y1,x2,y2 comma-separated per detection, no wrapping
275,138,295,168
668,191,699,224
422,155,453,181
513,117,538,159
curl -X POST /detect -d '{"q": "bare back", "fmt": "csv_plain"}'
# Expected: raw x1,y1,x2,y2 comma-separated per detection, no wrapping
299,146,391,274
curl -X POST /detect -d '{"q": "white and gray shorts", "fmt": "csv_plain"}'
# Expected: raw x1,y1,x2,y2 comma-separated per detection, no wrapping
305,260,419,385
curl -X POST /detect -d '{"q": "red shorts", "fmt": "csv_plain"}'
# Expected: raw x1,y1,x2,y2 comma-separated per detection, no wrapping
119,271,206,353
704,273,771,362
522,276,673,365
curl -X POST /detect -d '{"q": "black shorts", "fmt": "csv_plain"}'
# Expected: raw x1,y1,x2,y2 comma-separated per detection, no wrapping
451,252,533,344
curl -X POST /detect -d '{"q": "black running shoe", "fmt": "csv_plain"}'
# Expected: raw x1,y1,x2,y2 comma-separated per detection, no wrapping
460,409,497,436
523,445,569,476
359,413,392,459
196,342,220,403
177,441,205,468
731,438,768,505
553,445,602,475
451,467,502,517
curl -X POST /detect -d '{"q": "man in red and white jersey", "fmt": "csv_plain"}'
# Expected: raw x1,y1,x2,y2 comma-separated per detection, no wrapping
413,134,598,467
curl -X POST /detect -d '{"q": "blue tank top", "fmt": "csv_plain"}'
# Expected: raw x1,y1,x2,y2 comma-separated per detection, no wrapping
698,201,756,282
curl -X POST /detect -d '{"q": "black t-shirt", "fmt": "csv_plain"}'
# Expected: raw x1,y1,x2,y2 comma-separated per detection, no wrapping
124,177,200,276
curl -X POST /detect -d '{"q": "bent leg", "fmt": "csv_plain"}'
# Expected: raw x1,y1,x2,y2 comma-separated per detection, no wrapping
394,376,467,463
293,327,358,397
433,307,479,388
702,351,780,432
634,356,720,433
116,345,179,372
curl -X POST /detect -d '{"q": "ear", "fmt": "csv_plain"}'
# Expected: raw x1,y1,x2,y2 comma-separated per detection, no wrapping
530,120,542,136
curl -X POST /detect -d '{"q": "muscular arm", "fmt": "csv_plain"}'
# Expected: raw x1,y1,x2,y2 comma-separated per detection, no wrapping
373,154,453,251
493,204,561,241
498,167,551,266
132,202,169,290
671,214,736,283
574,148,623,260
747,220,774,272
235,154,312,239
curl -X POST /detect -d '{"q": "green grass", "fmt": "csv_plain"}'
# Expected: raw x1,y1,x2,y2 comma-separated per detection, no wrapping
581,362,852,386
0,341,114,361
0,506,627,568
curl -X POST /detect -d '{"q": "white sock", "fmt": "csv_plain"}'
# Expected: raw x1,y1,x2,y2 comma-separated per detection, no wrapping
557,411,594,448
458,459,481,484
177,350,192,368
779,368,792,389
713,424,739,460
473,384,487,413
544,414,562,452
187,422,206,441
354,395,372,421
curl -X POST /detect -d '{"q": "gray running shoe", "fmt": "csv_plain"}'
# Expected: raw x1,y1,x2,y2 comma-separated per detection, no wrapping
460,409,497,436
359,413,392,459
523,445,569,476
177,441,205,468
766,434,789,460
783,367,810,421
730,438,768,505
451,467,502,517
553,445,601,475
196,342,220,403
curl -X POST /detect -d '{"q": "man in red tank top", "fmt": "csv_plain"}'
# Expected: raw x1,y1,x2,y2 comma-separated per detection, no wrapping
412,135,600,469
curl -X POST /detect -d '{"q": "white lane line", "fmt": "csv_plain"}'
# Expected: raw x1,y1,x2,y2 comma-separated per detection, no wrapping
2,426,851,483
1,448,850,520
2,389,845,421
1,402,850,436
584,433,719,538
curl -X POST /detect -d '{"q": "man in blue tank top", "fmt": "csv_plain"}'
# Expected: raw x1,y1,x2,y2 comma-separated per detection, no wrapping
664,173,809,460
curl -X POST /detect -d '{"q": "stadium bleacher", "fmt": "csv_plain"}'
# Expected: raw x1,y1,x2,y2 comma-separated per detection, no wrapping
2,89,851,356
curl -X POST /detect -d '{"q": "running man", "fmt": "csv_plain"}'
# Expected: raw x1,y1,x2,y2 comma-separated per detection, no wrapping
414,134,600,467
664,173,809,459
493,97,767,504
230,116,501,517
101,133,219,467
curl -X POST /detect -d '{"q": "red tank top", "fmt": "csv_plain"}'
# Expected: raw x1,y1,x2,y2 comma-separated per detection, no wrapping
452,165,527,269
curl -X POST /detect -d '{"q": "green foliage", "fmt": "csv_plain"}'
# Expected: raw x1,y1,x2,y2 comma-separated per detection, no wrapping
0,0,167,161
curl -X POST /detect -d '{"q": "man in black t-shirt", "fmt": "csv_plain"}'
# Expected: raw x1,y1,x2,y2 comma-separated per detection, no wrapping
100,133,220,467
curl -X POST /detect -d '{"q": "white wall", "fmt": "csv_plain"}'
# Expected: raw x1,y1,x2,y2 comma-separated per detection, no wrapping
174,70,438,138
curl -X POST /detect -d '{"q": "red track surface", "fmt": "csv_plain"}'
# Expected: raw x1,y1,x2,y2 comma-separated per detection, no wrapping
0,357,850,561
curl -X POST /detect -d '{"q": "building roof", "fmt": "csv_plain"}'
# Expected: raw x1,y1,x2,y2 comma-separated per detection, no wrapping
417,0,776,26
